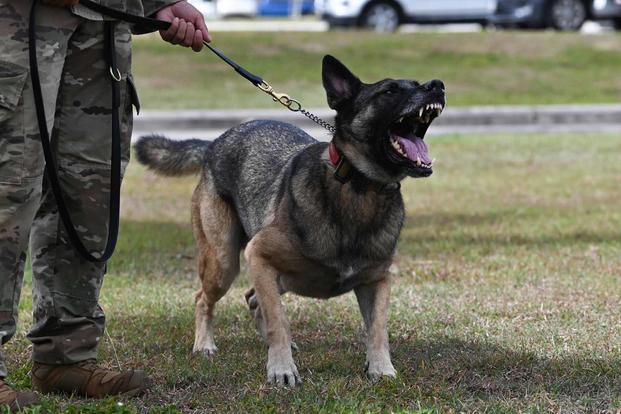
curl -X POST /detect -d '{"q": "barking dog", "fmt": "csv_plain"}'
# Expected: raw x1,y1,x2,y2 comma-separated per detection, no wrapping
135,55,445,386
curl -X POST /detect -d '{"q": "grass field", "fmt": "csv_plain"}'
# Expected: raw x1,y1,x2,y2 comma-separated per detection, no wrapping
3,132,621,413
132,31,621,109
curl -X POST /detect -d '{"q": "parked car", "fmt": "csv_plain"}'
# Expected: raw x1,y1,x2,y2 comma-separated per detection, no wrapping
188,0,259,18
259,0,315,16
315,0,496,32
591,0,621,29
494,0,621,31
315,0,498,32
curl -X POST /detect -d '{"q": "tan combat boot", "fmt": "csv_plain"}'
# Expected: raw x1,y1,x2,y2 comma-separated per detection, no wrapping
0,379,40,412
31,360,148,398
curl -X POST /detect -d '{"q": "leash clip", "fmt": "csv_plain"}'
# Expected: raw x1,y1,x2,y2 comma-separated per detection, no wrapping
257,81,301,112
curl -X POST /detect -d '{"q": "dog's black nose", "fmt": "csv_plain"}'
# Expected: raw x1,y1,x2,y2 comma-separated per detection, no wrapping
424,79,445,92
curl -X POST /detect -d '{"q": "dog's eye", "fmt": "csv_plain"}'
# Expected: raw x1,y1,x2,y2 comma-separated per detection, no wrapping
385,87,399,95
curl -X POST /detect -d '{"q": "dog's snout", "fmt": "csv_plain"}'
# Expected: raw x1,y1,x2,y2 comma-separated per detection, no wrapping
424,79,445,92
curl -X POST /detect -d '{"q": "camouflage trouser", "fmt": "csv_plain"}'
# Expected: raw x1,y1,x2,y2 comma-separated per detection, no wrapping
0,1,137,378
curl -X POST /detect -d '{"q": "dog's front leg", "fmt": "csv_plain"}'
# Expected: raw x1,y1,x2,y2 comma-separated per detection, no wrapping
355,276,397,381
246,240,301,387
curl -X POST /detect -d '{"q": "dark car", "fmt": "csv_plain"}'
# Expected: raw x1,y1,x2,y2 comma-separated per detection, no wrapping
494,0,621,30
591,0,621,28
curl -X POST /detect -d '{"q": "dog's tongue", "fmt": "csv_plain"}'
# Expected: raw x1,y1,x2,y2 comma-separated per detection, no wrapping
399,136,431,165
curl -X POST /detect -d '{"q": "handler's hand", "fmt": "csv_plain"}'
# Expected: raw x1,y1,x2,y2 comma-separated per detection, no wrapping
156,1,211,52
42,0,79,6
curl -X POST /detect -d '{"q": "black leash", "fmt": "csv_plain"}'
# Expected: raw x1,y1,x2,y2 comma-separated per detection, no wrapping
28,0,334,263
80,0,335,132
29,1,121,262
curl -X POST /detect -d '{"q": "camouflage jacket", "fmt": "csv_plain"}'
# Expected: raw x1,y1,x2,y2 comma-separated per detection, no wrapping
72,0,181,25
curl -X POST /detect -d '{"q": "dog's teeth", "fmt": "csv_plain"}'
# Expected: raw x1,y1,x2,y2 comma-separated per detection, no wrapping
398,117,404,123
419,108,424,118
416,156,421,166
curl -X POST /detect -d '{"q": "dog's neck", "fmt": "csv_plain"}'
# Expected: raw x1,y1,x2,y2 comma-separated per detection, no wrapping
327,142,400,194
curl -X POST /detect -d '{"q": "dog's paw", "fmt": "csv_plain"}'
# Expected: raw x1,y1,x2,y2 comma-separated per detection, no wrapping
193,345,218,357
267,350,302,387
364,359,397,382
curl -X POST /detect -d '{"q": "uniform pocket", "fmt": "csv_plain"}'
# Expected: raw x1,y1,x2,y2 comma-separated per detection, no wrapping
0,62,29,184
0,62,28,116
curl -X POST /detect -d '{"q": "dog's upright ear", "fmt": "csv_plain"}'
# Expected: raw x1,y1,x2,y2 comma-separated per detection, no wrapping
322,55,362,110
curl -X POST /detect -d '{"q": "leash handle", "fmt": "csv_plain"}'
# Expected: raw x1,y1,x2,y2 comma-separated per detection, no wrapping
29,1,121,263
80,0,264,86
80,0,170,31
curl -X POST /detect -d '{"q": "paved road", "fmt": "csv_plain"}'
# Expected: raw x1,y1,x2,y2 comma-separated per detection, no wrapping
132,104,621,142
132,123,620,143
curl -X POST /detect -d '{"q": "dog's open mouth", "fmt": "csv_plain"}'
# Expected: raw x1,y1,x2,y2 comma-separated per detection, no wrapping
385,102,444,175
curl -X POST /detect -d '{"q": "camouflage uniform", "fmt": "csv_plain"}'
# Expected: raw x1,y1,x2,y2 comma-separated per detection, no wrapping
0,0,177,378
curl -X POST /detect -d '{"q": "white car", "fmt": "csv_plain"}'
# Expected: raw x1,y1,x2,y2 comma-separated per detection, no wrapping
188,0,259,18
315,0,498,31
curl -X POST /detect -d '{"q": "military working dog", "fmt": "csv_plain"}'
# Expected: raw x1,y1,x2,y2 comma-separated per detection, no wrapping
135,55,446,386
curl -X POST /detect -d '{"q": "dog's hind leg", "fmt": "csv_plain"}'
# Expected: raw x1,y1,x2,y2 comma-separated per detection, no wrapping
191,174,243,357
244,288,267,343
245,286,299,352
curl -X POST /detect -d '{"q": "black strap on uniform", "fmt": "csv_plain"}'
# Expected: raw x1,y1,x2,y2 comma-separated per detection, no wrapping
29,0,122,263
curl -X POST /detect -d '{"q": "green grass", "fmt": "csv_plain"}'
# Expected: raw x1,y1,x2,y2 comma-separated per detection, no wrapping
132,31,621,109
4,132,621,413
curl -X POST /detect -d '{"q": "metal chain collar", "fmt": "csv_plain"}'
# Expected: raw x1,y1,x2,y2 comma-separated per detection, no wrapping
257,81,336,134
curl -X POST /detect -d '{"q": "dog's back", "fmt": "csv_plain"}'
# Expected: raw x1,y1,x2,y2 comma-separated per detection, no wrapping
136,120,320,236
209,120,320,235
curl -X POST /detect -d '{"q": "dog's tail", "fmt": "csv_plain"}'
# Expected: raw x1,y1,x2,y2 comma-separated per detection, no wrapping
134,135,210,176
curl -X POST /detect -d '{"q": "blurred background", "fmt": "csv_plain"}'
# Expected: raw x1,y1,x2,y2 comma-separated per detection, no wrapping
131,0,621,137
186,0,621,32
